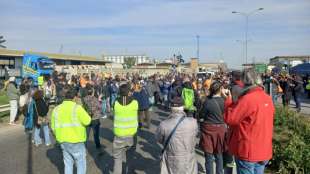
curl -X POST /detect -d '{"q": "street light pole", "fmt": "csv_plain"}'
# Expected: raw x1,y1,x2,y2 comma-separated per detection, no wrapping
196,35,200,59
245,15,248,64
232,8,264,64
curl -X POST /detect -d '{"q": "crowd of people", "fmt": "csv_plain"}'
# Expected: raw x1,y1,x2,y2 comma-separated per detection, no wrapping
2,69,310,174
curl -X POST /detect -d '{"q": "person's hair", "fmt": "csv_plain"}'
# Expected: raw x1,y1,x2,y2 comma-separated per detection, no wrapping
209,81,222,97
33,90,43,100
63,85,75,99
86,84,93,95
119,83,130,96
242,69,263,86
231,70,242,81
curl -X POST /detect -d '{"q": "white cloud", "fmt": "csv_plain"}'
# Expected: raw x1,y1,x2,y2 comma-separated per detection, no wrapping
0,0,309,68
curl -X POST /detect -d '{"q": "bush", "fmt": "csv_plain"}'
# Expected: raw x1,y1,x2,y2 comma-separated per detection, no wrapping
271,107,310,174
0,90,9,105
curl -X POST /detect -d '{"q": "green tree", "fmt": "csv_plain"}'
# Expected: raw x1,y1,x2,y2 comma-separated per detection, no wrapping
123,57,136,69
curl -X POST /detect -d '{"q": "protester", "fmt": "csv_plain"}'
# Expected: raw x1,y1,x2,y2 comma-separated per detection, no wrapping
97,78,109,118
292,75,304,112
279,75,293,107
156,96,198,174
19,78,30,117
51,85,91,174
133,82,151,128
32,90,51,146
42,76,55,106
224,70,274,174
112,83,139,174
182,81,196,117
270,76,282,104
230,70,244,103
306,77,310,99
6,77,20,125
199,81,226,174
109,80,119,110
83,84,102,150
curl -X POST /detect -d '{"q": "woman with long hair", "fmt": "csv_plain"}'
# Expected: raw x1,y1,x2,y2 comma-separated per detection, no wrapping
199,81,226,174
32,89,50,146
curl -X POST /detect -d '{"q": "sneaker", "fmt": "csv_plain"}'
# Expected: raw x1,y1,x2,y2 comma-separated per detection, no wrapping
46,143,51,147
9,122,17,125
226,162,236,168
101,115,107,119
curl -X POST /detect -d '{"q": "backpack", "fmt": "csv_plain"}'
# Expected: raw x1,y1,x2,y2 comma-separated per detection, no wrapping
182,88,196,111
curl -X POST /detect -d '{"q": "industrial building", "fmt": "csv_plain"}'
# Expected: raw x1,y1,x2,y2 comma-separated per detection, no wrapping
269,55,310,67
102,54,151,64
0,49,108,69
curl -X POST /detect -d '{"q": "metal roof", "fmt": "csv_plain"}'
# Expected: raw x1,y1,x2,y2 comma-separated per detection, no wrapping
0,49,108,62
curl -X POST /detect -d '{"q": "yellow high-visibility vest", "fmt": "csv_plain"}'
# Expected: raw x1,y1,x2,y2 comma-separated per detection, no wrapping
113,100,138,137
38,76,44,86
51,101,91,143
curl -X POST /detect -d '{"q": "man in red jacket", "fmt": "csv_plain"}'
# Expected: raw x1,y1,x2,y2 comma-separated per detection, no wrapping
223,70,274,174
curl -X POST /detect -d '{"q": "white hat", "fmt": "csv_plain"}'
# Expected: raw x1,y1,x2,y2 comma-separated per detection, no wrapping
9,77,16,82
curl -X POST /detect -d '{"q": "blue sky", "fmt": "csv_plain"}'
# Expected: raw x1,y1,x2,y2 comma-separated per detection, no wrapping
1,0,310,68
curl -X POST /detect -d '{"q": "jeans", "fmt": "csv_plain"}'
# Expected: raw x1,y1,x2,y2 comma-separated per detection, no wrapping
272,94,279,104
33,124,51,145
111,94,117,109
101,99,107,115
236,159,268,174
106,97,111,113
293,92,301,110
9,100,18,123
205,152,223,174
60,142,87,174
86,119,101,148
113,136,135,174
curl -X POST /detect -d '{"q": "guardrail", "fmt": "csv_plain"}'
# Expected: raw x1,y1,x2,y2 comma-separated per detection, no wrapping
0,98,56,114
0,104,10,112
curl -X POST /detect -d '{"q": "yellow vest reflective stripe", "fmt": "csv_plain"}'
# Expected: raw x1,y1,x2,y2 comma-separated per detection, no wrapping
114,100,138,137
52,101,90,143
54,104,80,128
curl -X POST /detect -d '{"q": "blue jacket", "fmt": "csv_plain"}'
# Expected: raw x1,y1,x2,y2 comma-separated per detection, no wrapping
23,99,34,130
133,88,150,110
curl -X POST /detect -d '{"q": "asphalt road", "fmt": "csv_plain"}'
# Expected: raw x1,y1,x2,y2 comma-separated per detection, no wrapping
0,106,225,174
1,96,309,174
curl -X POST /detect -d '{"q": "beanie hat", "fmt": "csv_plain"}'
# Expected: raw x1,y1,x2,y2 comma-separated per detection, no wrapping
170,96,184,107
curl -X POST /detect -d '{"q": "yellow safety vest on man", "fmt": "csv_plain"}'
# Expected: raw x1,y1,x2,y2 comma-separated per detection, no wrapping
113,100,138,137
51,101,91,143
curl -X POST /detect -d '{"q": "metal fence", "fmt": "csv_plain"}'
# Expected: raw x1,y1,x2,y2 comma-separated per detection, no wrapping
0,104,9,112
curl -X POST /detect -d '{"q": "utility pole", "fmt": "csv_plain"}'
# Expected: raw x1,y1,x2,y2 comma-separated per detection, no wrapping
232,8,264,64
196,35,200,59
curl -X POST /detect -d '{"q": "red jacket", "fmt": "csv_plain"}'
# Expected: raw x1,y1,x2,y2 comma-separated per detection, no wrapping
224,86,274,162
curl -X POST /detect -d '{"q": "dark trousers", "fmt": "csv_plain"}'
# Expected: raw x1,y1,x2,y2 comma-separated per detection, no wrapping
205,152,223,174
87,119,101,149
282,94,291,107
138,109,150,128
293,92,301,110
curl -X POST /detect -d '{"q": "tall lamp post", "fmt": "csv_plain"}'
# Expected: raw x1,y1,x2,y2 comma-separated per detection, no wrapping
196,35,200,59
232,8,264,64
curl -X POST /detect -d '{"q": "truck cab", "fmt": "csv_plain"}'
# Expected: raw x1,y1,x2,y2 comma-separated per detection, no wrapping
22,54,55,85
